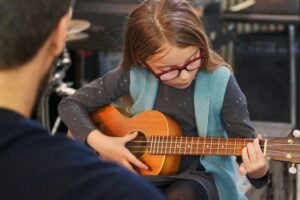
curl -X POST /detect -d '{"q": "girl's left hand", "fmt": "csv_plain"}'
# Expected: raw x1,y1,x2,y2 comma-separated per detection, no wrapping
239,134,269,179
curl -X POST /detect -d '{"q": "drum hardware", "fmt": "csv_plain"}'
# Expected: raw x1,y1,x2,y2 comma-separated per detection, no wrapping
67,32,89,42
228,0,256,12
38,19,91,133
51,48,77,134
38,47,77,134
67,19,90,42
68,19,91,34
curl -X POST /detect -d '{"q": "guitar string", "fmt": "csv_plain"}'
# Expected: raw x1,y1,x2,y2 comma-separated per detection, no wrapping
126,142,300,147
126,143,300,157
126,149,300,157
126,146,300,151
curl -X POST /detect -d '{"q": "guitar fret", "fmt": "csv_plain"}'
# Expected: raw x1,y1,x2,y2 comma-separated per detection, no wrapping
158,136,163,154
183,137,186,155
203,138,205,154
148,136,151,154
234,138,237,155
164,136,167,154
168,136,172,155
161,136,164,155
217,138,220,155
162,136,165,154
152,135,155,154
149,136,153,154
156,136,158,154
225,139,228,155
179,137,182,154
154,135,158,154
191,137,194,155
162,135,165,155
196,137,199,154
210,138,212,155
169,137,171,154
157,135,162,154
186,137,191,155
165,136,168,155
173,137,178,154
151,136,154,154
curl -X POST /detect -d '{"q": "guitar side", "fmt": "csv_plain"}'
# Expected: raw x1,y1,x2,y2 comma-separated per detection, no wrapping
91,104,182,175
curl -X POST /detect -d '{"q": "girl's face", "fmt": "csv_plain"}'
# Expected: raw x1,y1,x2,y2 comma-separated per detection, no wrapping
145,42,203,89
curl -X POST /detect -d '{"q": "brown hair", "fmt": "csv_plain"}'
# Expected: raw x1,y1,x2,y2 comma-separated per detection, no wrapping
0,0,74,69
120,0,231,72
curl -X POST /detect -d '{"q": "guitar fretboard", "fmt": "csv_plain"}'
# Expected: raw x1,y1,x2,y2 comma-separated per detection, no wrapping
148,136,257,156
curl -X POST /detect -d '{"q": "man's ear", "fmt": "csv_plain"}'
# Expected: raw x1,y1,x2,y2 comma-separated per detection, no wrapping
50,10,72,56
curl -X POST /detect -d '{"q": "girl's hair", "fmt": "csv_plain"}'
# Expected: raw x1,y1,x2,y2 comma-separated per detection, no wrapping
120,0,231,71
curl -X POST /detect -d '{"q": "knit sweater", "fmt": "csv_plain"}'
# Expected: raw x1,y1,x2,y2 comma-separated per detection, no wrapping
130,66,247,200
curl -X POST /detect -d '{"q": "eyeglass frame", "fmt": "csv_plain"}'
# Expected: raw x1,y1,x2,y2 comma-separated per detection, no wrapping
144,48,207,82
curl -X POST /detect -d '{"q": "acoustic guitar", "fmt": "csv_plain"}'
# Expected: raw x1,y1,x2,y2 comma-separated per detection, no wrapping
75,104,300,176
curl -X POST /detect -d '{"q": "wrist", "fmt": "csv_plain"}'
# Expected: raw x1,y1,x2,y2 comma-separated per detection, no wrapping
86,129,105,153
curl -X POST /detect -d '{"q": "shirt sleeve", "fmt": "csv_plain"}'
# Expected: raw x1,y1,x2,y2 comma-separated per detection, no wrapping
221,75,255,138
58,67,130,142
221,75,269,188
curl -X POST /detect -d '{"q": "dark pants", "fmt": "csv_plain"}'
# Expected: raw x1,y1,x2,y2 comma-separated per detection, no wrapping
146,171,219,200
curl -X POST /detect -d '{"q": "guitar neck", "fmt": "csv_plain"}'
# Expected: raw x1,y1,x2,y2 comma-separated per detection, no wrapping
147,136,257,156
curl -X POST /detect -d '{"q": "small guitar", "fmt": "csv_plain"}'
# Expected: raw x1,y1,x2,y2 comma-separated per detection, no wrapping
82,104,300,175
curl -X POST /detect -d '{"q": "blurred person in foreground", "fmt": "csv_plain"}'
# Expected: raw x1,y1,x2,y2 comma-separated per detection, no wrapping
0,0,165,199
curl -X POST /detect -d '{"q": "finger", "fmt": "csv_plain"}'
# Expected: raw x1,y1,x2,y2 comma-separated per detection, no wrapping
239,163,247,176
121,160,138,174
241,147,250,166
253,138,265,160
247,141,258,162
123,131,138,143
257,134,263,140
127,152,149,170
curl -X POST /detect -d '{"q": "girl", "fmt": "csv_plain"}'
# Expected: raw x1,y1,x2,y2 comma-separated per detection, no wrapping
59,0,269,199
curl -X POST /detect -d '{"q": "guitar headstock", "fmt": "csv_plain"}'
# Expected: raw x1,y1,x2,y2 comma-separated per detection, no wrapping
266,136,300,164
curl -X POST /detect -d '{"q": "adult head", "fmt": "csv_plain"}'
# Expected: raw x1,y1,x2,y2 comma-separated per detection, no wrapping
0,0,75,69
0,0,74,116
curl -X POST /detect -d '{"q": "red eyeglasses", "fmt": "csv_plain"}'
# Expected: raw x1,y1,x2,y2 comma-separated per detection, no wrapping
145,49,206,82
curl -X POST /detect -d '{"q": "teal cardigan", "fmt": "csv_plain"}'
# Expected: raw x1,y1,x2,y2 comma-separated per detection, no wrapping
129,66,247,200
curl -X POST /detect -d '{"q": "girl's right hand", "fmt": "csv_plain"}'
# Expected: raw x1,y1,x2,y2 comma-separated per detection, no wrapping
87,130,149,174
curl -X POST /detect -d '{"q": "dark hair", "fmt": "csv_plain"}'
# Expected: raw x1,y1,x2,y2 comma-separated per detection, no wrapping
0,0,75,69
121,0,230,71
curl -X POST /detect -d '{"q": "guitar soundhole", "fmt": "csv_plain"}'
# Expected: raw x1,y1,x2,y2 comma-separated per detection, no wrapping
126,132,147,158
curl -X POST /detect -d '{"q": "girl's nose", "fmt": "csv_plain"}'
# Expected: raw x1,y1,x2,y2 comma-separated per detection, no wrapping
178,69,190,81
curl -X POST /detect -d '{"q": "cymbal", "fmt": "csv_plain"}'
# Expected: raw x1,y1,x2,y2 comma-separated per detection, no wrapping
68,19,91,35
67,32,89,42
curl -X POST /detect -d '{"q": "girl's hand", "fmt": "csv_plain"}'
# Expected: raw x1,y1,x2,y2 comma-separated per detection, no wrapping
87,130,148,174
239,134,269,179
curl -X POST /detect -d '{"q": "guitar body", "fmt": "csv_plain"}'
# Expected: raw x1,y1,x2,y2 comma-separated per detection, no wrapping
91,105,182,176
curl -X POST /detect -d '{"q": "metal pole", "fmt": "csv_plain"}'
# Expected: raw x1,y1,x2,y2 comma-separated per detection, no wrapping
288,24,297,127
288,24,299,200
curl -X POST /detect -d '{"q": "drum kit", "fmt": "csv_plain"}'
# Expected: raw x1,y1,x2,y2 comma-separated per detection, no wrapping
38,19,91,134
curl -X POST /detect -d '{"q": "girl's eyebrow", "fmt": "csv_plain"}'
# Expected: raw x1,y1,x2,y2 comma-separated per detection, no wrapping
157,49,198,69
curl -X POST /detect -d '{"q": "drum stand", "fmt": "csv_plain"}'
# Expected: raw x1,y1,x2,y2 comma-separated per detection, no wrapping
38,48,76,134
